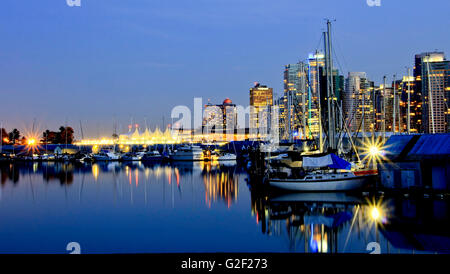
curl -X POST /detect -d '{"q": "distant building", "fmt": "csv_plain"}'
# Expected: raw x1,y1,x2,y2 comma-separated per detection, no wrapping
202,98,237,134
374,84,394,133
249,83,273,138
415,52,450,133
282,62,308,140
399,75,421,133
343,72,374,132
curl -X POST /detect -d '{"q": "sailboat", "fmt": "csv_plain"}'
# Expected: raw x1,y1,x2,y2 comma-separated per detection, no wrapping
268,21,377,192
268,153,376,191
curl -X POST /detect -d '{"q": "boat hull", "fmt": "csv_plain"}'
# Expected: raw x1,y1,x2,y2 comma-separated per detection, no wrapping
170,153,203,161
269,174,375,192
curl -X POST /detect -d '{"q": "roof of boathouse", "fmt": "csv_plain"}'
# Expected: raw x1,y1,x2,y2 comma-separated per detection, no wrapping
383,134,450,161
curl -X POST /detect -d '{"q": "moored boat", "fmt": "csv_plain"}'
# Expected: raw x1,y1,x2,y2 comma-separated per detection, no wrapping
170,145,204,161
92,151,120,161
142,150,163,161
268,153,377,192
269,170,376,192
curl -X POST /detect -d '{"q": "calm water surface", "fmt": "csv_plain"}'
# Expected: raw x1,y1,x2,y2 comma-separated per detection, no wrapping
0,162,448,254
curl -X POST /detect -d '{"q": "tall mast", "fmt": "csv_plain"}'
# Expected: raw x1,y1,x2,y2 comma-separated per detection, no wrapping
79,120,84,140
316,50,324,153
301,64,307,139
383,76,386,142
287,89,292,142
426,57,435,133
324,20,335,150
393,74,396,133
407,67,411,134
362,78,365,138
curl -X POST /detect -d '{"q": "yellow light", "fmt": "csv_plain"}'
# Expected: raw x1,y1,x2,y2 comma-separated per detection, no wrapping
3,138,8,143
92,145,99,154
27,138,36,146
369,146,380,156
371,207,380,221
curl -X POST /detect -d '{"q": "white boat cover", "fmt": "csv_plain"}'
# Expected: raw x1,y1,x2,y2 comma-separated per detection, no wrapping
302,154,333,168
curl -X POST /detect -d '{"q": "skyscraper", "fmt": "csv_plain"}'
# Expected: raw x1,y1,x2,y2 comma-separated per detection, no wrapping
343,72,374,133
416,52,450,133
399,75,420,133
249,83,273,137
374,84,394,133
203,98,237,135
282,62,308,140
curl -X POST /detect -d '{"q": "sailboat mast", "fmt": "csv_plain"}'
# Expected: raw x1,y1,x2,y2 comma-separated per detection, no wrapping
407,67,411,134
316,51,324,153
301,65,307,139
324,33,331,149
324,20,336,150
426,57,435,134
383,76,386,142
393,74,396,133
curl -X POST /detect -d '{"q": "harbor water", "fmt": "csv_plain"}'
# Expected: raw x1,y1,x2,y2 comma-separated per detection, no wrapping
0,161,448,254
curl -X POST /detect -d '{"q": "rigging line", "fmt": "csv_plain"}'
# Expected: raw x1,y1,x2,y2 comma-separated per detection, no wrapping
332,46,345,76
331,27,350,75
314,33,323,54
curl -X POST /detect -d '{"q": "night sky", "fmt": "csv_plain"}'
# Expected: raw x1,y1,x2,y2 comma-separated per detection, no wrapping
0,0,449,139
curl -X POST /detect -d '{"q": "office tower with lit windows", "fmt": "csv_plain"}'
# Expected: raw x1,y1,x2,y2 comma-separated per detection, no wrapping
374,85,394,133
282,53,330,141
415,52,450,133
203,98,237,134
399,76,421,133
249,83,273,136
282,62,308,140
343,72,374,133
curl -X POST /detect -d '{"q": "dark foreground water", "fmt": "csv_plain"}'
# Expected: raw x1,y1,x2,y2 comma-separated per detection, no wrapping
0,162,448,254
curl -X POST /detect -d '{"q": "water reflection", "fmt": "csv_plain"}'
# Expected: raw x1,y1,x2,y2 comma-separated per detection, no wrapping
250,190,450,253
0,161,243,209
0,162,448,253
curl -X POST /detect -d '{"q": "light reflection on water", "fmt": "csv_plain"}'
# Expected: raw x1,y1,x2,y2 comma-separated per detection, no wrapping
0,162,448,254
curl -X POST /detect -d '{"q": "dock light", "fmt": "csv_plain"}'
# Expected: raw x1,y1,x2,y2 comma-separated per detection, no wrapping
370,207,381,221
359,137,390,168
3,138,9,143
369,145,380,156
27,138,37,146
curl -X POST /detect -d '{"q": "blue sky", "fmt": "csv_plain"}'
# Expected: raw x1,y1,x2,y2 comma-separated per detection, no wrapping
0,0,449,138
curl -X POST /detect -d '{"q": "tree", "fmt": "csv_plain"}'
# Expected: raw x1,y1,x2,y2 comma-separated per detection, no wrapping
58,126,75,144
1,128,8,143
42,130,58,144
41,127,75,144
8,129,20,144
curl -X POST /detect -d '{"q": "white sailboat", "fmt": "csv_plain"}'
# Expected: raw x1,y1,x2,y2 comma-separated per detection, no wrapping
268,21,377,192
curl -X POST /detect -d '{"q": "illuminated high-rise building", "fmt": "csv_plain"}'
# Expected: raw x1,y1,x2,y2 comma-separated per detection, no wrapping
203,98,237,134
415,52,450,133
374,85,394,133
399,76,420,133
282,62,308,140
343,72,374,133
249,83,273,136
281,53,329,141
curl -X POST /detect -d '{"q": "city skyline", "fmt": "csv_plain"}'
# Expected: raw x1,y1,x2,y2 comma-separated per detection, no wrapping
1,0,449,138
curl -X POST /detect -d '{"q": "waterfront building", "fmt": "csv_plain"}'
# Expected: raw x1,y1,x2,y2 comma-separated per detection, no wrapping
249,83,273,139
202,98,237,135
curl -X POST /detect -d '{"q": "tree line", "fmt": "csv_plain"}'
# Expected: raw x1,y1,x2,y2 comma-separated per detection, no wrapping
1,126,75,145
